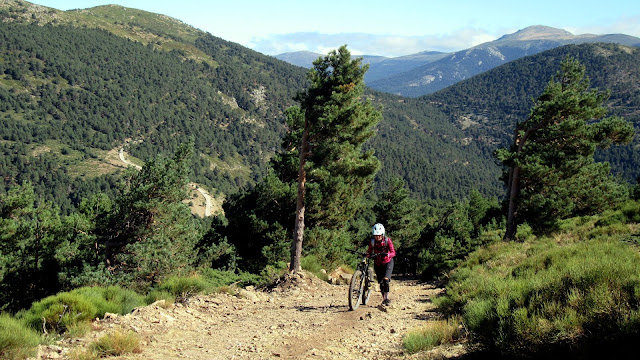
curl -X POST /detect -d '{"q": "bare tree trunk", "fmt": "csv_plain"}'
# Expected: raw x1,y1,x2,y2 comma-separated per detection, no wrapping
291,125,310,274
504,127,532,241
504,164,520,241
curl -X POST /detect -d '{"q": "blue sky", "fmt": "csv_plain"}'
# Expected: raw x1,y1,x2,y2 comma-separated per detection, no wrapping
29,0,640,57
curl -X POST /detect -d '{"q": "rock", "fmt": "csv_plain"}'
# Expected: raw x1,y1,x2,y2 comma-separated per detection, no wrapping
103,312,119,319
238,289,259,302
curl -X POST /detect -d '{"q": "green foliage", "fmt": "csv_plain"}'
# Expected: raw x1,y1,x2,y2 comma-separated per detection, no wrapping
296,45,382,229
0,313,40,360
199,268,262,288
100,141,202,288
17,285,144,335
417,191,502,278
300,255,329,281
403,316,463,354
0,18,307,211
498,56,635,239
144,290,175,306
303,227,353,270
155,275,211,299
69,287,144,317
89,331,141,357
0,182,63,311
218,172,295,273
435,217,640,355
18,292,97,334
149,269,264,302
429,43,640,188
287,46,383,272
373,177,426,248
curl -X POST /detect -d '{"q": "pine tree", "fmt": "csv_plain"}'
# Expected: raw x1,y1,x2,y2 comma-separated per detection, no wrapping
0,182,62,311
497,57,635,240
290,46,381,273
100,140,202,287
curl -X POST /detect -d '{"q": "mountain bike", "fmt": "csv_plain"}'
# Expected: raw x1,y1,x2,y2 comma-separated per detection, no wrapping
347,250,378,310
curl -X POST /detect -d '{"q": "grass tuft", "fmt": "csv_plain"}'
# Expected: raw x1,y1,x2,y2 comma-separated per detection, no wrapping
89,330,141,357
0,313,41,360
403,316,464,354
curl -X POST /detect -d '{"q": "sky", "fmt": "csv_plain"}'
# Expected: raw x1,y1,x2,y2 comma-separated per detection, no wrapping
28,0,640,58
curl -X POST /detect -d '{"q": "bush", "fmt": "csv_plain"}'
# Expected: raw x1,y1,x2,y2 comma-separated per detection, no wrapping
436,238,640,355
199,268,262,289
0,313,41,360
70,286,145,317
301,255,329,281
155,275,211,299
403,316,464,354
89,331,141,357
18,292,97,334
144,290,175,306
17,286,144,335
621,200,640,223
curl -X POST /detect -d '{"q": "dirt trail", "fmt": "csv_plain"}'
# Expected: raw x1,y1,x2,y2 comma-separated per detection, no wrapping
38,274,466,359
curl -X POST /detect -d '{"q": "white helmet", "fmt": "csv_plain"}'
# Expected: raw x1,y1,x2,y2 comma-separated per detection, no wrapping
372,223,385,236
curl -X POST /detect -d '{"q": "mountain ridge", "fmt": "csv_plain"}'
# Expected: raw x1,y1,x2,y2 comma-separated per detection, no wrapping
367,26,640,97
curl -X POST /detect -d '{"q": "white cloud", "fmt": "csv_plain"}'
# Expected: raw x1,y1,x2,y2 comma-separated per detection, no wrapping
249,28,500,57
569,15,640,37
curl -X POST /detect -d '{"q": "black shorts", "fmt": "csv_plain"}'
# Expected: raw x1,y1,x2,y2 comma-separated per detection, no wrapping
374,258,394,282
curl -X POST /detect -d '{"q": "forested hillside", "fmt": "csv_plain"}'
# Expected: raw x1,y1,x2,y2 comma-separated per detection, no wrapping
426,43,640,183
0,0,509,208
0,2,308,213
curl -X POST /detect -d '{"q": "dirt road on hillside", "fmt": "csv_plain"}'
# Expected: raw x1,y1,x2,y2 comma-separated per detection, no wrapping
36,274,467,359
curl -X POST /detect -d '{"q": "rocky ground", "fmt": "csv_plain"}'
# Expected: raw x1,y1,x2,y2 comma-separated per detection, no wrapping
35,273,468,359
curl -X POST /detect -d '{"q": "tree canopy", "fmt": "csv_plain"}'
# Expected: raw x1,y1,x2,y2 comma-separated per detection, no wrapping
290,46,382,272
497,56,635,240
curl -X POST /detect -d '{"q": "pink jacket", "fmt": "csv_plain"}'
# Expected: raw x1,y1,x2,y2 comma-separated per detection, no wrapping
367,236,396,266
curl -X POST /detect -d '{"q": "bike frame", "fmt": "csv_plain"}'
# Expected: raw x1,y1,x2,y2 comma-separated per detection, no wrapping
348,250,375,311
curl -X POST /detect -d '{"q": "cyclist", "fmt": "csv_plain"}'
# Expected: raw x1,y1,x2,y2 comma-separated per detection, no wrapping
368,223,396,306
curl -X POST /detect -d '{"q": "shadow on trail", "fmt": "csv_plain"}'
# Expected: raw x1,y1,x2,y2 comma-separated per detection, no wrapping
294,304,348,313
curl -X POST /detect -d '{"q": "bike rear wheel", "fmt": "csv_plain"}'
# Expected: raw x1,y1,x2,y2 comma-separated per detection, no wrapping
348,270,364,310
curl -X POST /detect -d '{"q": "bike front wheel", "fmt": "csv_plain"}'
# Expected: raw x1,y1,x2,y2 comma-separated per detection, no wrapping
362,268,374,305
348,269,364,310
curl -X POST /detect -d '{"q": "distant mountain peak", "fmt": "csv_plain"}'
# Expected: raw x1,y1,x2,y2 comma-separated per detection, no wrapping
498,25,575,41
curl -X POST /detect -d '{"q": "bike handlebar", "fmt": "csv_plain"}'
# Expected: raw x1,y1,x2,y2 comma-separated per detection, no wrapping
346,249,387,258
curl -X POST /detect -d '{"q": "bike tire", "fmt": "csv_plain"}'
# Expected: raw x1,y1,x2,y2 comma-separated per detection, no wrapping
348,270,364,310
362,268,374,305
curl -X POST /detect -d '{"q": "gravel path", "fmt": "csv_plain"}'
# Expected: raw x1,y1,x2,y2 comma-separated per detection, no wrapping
36,274,466,359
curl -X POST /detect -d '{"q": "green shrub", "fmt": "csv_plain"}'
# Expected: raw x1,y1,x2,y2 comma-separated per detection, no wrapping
144,290,175,306
89,331,141,357
437,238,640,355
515,222,536,242
0,313,41,360
594,210,626,227
155,275,211,300
301,255,329,281
403,316,463,354
17,286,144,335
621,200,640,223
70,286,144,317
18,292,97,334
200,268,262,289
588,223,630,239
